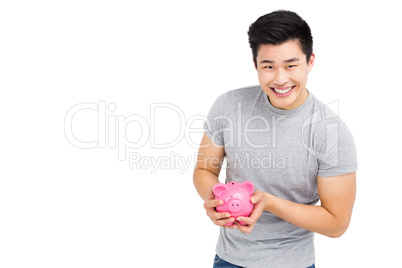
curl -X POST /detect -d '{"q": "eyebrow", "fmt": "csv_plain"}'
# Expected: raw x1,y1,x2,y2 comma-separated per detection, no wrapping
260,57,300,64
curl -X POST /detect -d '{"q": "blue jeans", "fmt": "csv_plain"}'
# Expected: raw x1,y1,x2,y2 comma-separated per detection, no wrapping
213,254,315,268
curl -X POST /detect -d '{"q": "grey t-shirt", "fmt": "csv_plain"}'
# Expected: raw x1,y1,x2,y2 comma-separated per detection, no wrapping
204,85,358,268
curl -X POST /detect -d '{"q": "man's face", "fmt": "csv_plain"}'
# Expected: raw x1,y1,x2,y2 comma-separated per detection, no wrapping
255,40,315,110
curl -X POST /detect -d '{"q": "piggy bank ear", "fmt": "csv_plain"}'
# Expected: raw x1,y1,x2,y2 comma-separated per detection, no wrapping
213,183,228,198
241,181,254,195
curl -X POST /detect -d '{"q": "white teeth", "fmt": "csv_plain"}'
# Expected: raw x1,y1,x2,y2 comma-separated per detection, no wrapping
273,86,293,94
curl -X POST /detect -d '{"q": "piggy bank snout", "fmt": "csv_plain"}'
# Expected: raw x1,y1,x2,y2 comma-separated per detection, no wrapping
227,199,243,213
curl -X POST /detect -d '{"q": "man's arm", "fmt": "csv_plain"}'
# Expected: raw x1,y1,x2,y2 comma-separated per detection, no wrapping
193,133,238,228
193,133,224,200
237,172,356,237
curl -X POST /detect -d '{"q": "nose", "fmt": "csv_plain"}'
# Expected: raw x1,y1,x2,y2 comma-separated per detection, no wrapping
228,199,242,213
273,68,289,86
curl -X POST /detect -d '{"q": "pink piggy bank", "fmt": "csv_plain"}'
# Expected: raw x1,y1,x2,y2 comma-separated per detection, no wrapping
213,181,255,226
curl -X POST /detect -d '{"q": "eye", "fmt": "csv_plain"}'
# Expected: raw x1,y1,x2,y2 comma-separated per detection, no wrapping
264,66,274,70
287,65,296,69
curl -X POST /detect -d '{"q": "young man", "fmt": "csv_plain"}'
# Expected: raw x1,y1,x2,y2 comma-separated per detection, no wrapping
193,10,358,268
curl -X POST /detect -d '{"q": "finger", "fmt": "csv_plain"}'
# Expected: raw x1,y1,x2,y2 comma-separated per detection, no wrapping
236,216,255,226
250,193,261,204
218,212,231,219
249,202,264,220
207,191,216,200
215,217,236,227
223,221,238,229
209,211,231,221
203,199,224,210
236,224,253,234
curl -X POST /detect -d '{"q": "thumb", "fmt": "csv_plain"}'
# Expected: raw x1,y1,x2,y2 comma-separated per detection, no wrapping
250,193,260,204
207,188,216,200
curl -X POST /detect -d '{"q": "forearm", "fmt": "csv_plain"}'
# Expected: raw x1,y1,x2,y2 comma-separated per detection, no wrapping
193,168,220,201
264,193,349,238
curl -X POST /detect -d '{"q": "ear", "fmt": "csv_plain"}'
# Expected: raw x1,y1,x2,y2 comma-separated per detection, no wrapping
241,181,255,195
213,183,228,198
307,53,315,73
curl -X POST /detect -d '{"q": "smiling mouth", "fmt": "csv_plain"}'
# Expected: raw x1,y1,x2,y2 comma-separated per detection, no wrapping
271,86,295,94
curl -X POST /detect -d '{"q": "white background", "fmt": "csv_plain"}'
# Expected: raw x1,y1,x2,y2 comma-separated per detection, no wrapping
1,0,401,267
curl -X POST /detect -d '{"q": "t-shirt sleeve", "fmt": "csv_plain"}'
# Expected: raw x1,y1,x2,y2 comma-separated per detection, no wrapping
203,93,230,146
315,119,358,177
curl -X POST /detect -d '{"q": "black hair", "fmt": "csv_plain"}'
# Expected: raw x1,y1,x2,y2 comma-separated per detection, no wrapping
248,10,313,67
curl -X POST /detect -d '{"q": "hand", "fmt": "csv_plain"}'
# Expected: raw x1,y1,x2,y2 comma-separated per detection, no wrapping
203,190,238,229
235,190,268,234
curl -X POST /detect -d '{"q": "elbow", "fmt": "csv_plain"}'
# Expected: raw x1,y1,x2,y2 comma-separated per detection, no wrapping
324,220,351,238
326,229,346,238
